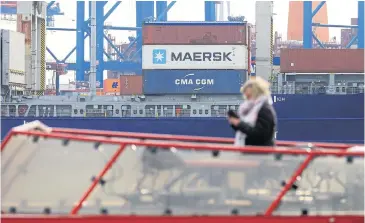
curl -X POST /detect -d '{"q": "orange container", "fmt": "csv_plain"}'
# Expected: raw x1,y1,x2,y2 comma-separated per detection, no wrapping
96,89,104,96
103,79,120,93
119,75,143,95
143,24,247,45
280,49,364,73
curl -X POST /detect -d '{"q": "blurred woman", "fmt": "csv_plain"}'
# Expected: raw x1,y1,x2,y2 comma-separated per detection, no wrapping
228,77,277,146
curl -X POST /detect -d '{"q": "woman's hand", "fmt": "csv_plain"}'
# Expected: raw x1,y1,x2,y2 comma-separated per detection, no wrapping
228,117,241,126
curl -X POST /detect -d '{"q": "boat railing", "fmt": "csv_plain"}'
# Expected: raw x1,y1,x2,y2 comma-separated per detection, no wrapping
1,121,364,223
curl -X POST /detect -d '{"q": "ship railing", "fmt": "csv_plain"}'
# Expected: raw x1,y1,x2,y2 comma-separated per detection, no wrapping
1,121,364,223
270,85,364,95
0,101,363,118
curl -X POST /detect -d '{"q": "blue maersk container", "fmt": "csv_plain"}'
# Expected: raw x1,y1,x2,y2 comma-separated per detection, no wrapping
143,70,246,94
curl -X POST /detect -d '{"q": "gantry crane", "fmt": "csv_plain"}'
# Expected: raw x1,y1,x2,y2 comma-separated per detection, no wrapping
0,1,64,27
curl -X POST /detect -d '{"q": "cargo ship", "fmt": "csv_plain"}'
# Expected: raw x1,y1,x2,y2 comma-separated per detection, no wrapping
1,21,364,144
1,92,364,143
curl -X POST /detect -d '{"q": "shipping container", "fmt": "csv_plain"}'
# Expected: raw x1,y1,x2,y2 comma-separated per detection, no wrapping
16,15,32,89
351,18,358,36
143,21,247,45
351,18,358,25
107,71,138,79
143,70,246,94
103,79,120,93
142,45,248,70
280,49,365,73
1,29,26,86
59,88,104,96
340,29,352,48
119,75,143,95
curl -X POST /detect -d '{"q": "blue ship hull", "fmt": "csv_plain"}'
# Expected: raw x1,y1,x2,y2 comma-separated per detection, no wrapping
1,94,364,143
1,117,363,144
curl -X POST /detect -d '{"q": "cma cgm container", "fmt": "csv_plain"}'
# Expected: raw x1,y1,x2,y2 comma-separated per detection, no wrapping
143,70,246,94
142,45,248,70
143,21,247,45
280,49,365,73
119,75,143,95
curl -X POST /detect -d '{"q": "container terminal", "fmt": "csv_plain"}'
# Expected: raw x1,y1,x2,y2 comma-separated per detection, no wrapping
0,1,364,222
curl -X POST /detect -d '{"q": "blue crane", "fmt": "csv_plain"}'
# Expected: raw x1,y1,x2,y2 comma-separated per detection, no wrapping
0,1,64,27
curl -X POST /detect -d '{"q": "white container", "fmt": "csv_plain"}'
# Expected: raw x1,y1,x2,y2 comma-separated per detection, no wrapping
142,45,248,70
1,29,26,86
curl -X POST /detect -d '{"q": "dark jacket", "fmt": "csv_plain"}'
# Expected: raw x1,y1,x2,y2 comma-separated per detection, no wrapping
231,102,277,146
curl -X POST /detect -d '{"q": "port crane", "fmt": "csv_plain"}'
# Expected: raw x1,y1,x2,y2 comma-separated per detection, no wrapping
0,1,64,27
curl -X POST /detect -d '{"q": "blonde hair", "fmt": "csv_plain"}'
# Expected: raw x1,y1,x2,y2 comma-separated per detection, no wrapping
240,77,271,98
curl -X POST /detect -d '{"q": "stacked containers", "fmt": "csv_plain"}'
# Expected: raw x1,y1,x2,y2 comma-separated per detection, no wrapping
142,22,249,95
103,76,144,95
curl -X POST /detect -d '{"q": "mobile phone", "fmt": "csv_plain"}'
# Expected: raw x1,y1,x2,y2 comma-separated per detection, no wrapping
227,110,239,118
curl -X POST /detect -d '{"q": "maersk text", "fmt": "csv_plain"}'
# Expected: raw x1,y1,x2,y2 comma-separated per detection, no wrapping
175,79,214,85
171,52,232,62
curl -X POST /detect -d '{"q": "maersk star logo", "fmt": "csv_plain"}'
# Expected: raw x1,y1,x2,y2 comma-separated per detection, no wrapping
152,49,166,64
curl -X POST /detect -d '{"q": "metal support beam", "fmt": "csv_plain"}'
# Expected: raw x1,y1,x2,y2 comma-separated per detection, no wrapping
303,1,313,49
304,1,362,49
312,33,325,48
56,61,142,73
312,23,358,28
255,1,274,81
47,27,76,31
104,26,141,31
358,1,364,48
48,26,140,32
46,47,60,62
104,1,120,21
76,1,85,81
83,1,120,26
312,1,325,17
63,1,123,71
55,71,60,95
157,1,176,21
90,1,97,96
156,1,168,21
128,1,176,61
47,1,55,10
88,1,92,80
103,34,125,60
136,1,154,61
96,1,106,87
204,1,216,21
346,35,358,48
62,34,88,62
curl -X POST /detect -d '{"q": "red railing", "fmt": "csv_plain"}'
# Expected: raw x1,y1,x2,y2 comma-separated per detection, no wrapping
51,127,359,150
2,215,364,223
1,126,364,223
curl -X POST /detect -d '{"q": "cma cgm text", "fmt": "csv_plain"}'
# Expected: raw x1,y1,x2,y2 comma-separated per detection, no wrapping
175,79,214,85
171,52,232,61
